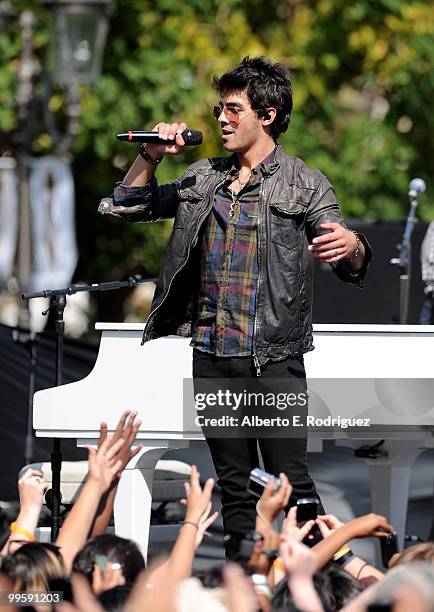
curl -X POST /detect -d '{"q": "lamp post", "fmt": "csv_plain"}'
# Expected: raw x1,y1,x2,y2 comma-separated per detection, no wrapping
44,0,110,87
9,0,111,536
42,0,111,154
12,0,110,326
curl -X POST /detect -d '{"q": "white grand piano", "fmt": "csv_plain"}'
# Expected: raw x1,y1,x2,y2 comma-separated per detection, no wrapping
33,324,434,559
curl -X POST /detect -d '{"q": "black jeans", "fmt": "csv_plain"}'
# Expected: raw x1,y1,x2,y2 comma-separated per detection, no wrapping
192,349,323,547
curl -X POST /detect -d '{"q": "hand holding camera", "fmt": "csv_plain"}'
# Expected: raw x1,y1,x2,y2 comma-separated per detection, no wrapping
247,468,292,525
347,512,394,539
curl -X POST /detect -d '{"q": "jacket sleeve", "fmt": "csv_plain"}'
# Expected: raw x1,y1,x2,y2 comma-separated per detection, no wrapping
305,173,373,288
98,174,182,223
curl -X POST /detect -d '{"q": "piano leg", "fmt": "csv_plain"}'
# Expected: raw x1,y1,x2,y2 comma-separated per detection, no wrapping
338,438,432,566
113,441,189,560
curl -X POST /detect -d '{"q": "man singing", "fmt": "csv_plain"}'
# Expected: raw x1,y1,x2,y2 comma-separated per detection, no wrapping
100,56,372,550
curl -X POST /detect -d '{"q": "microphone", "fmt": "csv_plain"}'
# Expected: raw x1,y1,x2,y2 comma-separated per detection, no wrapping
408,178,426,198
117,129,203,146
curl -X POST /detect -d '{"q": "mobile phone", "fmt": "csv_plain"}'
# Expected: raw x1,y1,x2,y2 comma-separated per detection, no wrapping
296,497,319,522
380,532,398,567
247,468,281,498
224,531,263,565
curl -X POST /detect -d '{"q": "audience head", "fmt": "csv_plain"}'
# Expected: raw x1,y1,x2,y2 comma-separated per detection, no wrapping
72,534,145,586
368,563,434,610
316,563,362,610
0,543,64,591
389,542,434,567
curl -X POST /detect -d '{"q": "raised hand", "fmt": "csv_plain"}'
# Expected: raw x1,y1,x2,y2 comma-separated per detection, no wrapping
282,506,316,542
224,564,258,612
92,560,126,595
279,536,317,580
98,410,143,476
279,537,324,612
257,472,292,525
316,513,344,538
182,465,215,525
347,513,394,539
179,497,219,549
55,573,105,612
248,524,280,576
85,433,124,493
18,468,48,511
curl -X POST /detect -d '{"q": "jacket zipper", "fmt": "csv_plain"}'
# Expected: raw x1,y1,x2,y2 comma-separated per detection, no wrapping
142,174,227,345
252,177,264,377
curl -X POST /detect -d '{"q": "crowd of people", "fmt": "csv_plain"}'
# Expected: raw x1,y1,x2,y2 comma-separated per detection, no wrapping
0,411,433,611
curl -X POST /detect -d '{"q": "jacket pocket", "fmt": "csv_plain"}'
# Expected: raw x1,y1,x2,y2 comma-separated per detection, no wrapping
269,201,306,250
174,188,204,228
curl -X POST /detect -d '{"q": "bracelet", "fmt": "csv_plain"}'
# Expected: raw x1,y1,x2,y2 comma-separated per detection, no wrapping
346,230,361,260
356,561,369,580
10,522,36,542
254,585,272,600
139,144,163,165
181,520,199,530
333,545,352,562
334,550,354,567
273,557,285,572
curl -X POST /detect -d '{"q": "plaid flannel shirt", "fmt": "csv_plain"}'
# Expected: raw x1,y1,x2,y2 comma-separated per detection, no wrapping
191,148,276,357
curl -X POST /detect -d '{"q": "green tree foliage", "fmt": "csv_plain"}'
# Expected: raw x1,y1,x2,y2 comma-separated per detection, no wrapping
1,0,433,283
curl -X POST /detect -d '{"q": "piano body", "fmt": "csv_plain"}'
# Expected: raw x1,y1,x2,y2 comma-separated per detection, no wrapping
33,324,434,559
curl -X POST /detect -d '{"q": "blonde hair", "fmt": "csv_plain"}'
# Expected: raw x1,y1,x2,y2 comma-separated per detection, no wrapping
389,543,434,567
0,543,64,591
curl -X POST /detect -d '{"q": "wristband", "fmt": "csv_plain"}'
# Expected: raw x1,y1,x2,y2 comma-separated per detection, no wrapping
254,585,272,600
9,522,36,542
334,550,354,567
139,144,163,165
181,520,199,530
333,545,352,562
251,574,271,600
273,557,285,572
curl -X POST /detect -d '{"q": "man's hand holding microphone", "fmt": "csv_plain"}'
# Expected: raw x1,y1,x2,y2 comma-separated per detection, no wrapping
121,122,197,186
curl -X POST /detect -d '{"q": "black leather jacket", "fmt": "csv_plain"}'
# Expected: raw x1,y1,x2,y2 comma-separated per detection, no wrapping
99,144,372,366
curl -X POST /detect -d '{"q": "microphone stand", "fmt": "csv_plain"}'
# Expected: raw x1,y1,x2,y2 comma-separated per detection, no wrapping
391,192,419,324
22,274,146,540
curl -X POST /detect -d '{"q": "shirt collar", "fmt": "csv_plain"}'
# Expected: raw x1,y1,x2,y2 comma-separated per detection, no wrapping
226,145,278,179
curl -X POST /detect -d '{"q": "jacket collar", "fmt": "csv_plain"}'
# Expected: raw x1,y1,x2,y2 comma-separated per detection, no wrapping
211,143,283,178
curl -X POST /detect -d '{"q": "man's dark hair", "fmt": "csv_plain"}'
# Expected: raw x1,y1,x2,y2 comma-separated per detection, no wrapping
212,56,293,141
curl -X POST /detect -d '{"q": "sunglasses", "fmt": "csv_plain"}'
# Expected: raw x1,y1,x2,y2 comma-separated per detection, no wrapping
212,105,258,125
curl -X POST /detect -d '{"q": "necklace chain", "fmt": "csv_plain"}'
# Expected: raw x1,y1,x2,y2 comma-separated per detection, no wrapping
229,171,251,217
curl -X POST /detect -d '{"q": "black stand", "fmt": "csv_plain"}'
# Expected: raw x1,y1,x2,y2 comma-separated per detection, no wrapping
391,192,419,324
12,329,38,465
22,274,145,540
